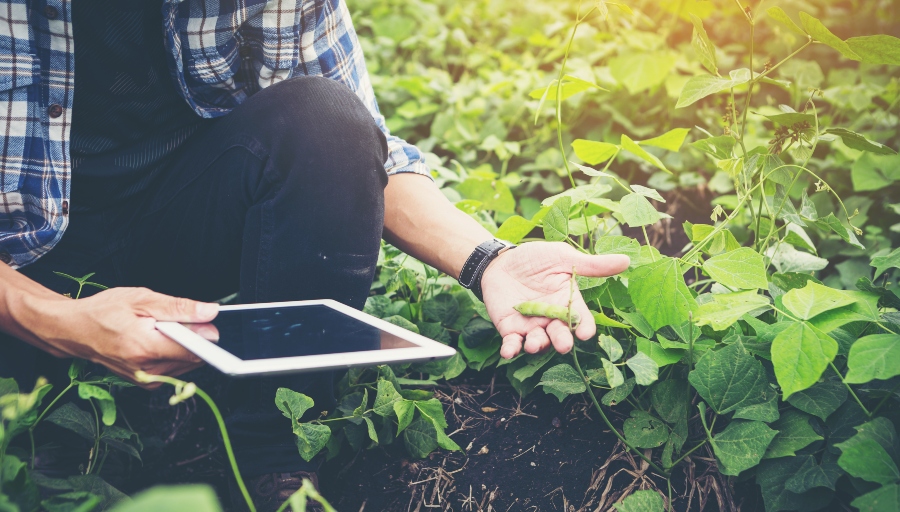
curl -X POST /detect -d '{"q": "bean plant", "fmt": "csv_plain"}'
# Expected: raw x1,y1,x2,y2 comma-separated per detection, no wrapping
327,0,900,510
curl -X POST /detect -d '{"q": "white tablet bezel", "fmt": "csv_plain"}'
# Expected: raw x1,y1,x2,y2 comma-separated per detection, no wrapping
155,299,457,377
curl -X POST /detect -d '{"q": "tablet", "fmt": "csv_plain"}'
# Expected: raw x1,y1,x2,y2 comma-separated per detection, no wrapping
155,299,457,377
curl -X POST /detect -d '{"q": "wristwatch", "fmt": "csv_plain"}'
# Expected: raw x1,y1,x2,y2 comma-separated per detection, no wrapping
458,238,517,301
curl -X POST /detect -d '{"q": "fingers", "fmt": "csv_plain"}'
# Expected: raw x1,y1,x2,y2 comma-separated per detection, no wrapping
186,322,221,342
545,319,574,354
500,333,524,359
563,246,630,278
133,288,219,323
572,297,597,341
524,327,550,354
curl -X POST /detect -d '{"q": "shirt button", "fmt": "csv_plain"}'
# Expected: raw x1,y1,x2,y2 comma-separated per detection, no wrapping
61,201,69,215
44,6,58,19
0,252,11,265
48,104,63,118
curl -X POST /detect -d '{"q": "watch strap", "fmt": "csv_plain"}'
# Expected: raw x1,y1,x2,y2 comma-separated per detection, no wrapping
459,239,515,301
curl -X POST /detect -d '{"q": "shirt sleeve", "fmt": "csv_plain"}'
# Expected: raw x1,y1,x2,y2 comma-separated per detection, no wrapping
298,0,431,178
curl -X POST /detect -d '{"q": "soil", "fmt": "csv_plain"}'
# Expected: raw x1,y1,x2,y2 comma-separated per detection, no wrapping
99,368,762,512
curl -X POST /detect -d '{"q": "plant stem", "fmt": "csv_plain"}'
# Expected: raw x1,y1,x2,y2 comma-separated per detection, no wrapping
669,439,709,467
571,349,669,477
554,4,596,189
31,381,75,428
754,40,813,84
871,380,900,417
195,388,256,512
829,362,872,418
86,400,101,474
641,226,655,260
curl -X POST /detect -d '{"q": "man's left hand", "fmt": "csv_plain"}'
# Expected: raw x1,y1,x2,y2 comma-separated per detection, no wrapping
480,242,630,359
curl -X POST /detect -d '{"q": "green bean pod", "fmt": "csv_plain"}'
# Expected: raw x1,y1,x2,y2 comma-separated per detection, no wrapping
513,301,580,324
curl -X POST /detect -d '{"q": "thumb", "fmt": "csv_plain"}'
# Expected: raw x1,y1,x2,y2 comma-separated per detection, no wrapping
562,246,630,278
135,289,219,323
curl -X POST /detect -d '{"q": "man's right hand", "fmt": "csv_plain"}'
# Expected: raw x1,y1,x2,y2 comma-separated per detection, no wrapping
1,264,218,385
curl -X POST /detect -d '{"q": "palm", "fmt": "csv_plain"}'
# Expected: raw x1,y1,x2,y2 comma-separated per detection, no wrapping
480,242,629,359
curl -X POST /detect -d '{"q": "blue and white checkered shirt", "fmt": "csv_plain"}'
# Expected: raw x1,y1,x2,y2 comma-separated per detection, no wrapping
0,0,429,269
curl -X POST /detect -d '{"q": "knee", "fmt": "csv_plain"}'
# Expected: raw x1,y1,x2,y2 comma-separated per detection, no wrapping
248,77,388,181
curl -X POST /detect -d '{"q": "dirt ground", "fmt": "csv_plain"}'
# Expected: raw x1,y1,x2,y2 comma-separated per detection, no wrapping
104,368,760,512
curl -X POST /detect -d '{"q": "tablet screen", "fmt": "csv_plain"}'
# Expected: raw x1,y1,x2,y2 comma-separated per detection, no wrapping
183,305,418,360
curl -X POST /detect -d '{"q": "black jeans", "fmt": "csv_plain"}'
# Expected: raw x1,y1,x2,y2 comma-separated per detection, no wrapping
0,76,389,475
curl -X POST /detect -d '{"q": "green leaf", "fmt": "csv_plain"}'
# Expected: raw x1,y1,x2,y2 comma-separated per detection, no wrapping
713,420,778,476
872,247,900,280
529,74,602,100
602,357,625,389
77,384,116,426
765,410,823,459
806,291,881,334
691,135,736,160
785,455,843,493
619,193,663,228
495,215,536,244
598,335,623,362
456,176,515,213
572,140,619,165
786,379,847,421
382,315,420,334
403,416,439,458
593,311,629,329
629,185,665,203
733,387,780,423
852,153,900,192
651,379,689,425
108,485,223,512
837,438,900,484
757,457,826,512
676,68,751,109
414,399,448,429
542,196,571,242
799,12,859,60
623,410,668,448
639,128,691,152
434,426,460,452
45,403,96,441
373,380,403,417
689,14,717,75
609,52,675,95
594,236,642,263
629,257,698,331
845,334,900,384
393,401,415,434
511,350,556,381
763,111,816,127
852,484,900,512
614,489,664,512
636,337,684,367
825,128,897,156
602,378,635,406
620,134,670,174
275,388,315,423
42,491,102,512
766,7,807,36
422,294,459,326
702,248,768,290
846,35,900,65
294,423,331,462
812,213,865,250
782,281,857,321
695,291,771,331
538,363,586,401
772,322,838,399
625,352,658,386
688,341,769,414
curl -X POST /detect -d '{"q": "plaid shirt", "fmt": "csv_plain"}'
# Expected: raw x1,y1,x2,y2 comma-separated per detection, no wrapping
0,0,428,269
